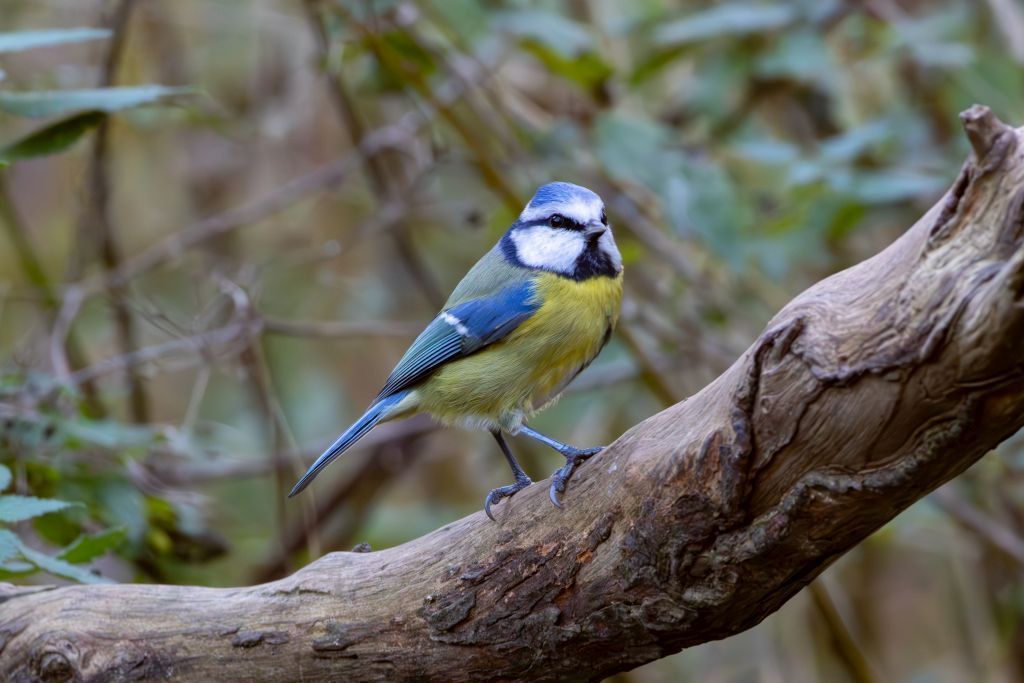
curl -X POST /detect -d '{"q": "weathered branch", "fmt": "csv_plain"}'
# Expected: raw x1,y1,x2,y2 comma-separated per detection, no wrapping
4,106,1024,682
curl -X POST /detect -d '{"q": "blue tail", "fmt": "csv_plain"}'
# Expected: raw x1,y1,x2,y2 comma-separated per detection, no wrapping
288,391,409,497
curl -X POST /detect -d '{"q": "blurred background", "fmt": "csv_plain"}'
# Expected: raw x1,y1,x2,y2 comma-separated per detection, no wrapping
1,0,1024,680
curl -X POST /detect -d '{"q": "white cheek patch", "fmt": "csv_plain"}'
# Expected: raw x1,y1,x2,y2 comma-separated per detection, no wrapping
598,229,623,273
511,226,585,274
519,196,603,224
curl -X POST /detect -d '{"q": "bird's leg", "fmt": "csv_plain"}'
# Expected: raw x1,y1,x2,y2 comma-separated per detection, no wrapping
484,431,533,522
517,425,603,509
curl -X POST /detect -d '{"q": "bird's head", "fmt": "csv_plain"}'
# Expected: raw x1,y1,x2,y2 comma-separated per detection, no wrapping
501,182,622,280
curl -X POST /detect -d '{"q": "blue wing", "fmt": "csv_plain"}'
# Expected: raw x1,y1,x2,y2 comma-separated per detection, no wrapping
375,280,538,400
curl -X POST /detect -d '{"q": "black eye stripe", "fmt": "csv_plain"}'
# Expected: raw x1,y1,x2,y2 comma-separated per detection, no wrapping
548,214,584,231
515,215,594,231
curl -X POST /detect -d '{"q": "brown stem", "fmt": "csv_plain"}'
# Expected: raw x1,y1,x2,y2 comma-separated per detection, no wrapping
933,487,1024,567
79,0,149,422
808,581,877,683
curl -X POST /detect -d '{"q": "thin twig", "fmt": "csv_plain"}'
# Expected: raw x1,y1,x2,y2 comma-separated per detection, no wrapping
262,317,422,338
985,0,1024,64
335,4,523,213
933,487,1024,567
219,273,310,564
304,0,445,307
104,158,356,287
239,339,305,571
67,318,258,386
416,1,525,159
614,324,680,407
62,291,421,389
251,436,423,584
74,46,502,295
181,365,210,433
67,281,261,386
0,176,104,415
148,416,437,485
808,581,878,683
49,285,85,384
81,0,149,422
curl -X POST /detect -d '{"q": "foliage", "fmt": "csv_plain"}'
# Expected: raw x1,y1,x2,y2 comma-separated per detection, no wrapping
0,28,110,54
0,463,120,583
0,28,185,166
0,85,190,119
0,110,106,164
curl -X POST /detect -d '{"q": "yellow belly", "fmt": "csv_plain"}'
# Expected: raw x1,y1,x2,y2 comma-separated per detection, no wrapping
416,271,622,430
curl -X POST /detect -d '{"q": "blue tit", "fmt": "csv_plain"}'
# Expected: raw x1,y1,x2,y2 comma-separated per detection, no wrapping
288,181,624,520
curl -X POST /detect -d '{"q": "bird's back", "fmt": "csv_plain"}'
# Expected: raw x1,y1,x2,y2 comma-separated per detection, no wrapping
444,244,527,308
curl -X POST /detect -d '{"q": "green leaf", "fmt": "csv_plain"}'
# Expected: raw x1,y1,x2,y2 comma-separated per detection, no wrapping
654,4,798,47
756,28,834,85
0,28,111,54
0,111,106,163
0,560,36,577
0,464,10,492
819,121,891,163
58,527,125,564
519,40,613,89
0,494,76,523
98,479,147,543
0,85,191,119
840,170,946,204
17,540,110,584
60,416,156,449
733,138,801,165
0,529,18,563
0,530,98,581
494,10,593,58
32,508,82,547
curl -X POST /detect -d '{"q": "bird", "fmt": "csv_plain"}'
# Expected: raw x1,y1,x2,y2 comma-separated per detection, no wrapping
288,181,623,520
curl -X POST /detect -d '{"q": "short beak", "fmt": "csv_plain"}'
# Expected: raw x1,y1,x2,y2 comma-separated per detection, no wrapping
585,221,607,239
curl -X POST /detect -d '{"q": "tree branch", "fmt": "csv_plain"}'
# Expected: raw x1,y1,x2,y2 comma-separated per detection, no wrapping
4,106,1024,682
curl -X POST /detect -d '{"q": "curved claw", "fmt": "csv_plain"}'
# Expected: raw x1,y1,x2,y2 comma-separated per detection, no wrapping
548,461,573,509
549,479,564,509
547,446,603,509
484,490,502,522
483,477,532,522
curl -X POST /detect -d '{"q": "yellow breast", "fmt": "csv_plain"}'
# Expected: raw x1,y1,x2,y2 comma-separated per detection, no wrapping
509,271,622,400
418,270,623,429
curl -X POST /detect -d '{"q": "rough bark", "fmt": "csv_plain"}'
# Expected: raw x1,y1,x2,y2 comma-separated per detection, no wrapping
3,105,1024,682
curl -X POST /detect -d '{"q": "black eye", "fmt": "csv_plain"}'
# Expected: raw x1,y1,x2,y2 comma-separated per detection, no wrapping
600,209,608,225
549,214,565,227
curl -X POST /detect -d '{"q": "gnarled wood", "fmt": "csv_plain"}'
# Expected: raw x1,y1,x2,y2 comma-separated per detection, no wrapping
3,106,1024,682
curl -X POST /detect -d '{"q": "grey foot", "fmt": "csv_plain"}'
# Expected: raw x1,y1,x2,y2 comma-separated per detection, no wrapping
484,475,532,522
548,446,603,508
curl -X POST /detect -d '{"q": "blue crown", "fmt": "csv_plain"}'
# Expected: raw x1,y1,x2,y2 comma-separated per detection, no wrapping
528,182,599,209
